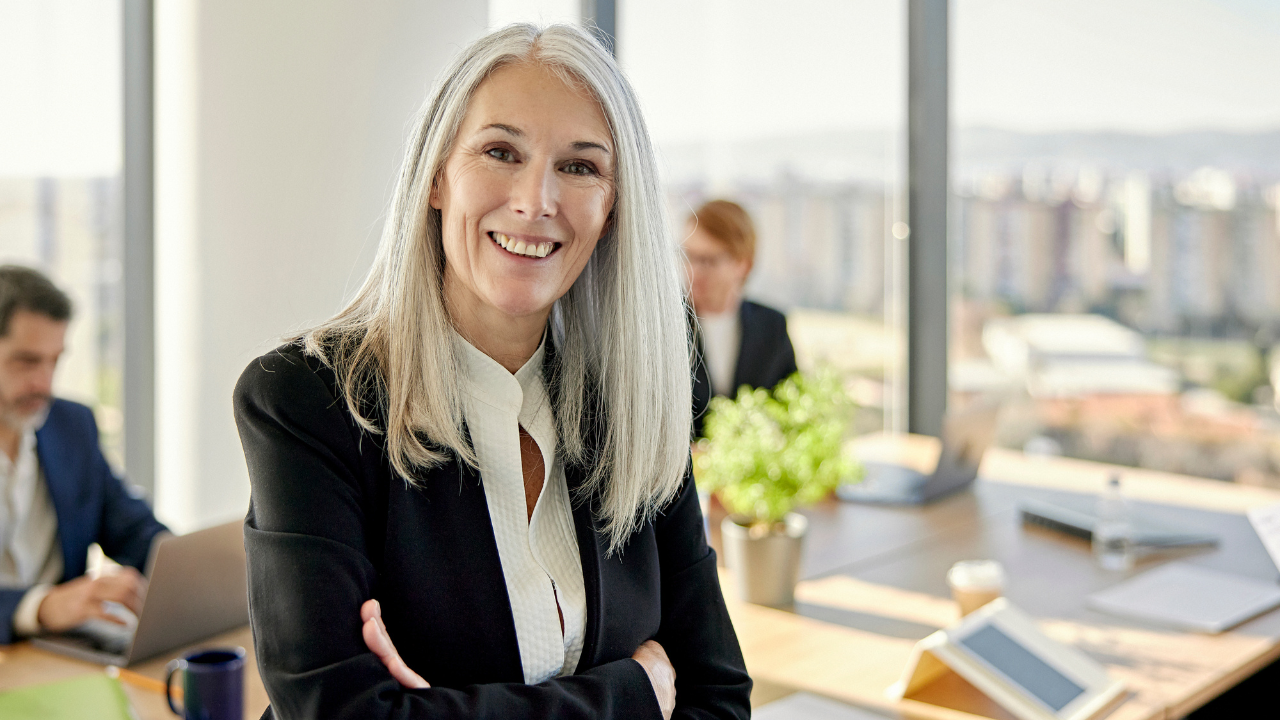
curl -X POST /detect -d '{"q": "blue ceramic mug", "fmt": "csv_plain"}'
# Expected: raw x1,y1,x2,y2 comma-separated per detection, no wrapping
165,647,245,720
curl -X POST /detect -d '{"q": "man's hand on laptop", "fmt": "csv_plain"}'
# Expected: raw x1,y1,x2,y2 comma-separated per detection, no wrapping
37,567,147,633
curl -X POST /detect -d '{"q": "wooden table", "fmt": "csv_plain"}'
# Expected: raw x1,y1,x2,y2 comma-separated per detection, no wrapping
5,434,1280,720
714,434,1280,719
0,626,268,719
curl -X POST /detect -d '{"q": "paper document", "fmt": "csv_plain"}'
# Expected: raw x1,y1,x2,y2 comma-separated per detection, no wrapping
1087,562,1280,633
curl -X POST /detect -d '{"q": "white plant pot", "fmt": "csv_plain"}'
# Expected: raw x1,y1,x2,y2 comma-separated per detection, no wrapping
721,512,808,607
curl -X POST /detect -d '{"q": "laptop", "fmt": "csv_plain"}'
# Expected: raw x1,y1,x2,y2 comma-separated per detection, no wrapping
1019,498,1219,550
1079,502,1280,633
32,520,248,666
837,405,1000,505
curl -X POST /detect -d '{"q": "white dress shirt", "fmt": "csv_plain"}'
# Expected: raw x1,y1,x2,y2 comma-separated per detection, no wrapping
698,307,741,397
0,409,63,636
456,332,587,684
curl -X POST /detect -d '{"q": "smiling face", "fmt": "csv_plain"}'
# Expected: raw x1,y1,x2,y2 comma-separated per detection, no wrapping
432,61,615,342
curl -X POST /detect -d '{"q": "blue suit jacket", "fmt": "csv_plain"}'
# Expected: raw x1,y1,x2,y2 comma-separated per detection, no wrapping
0,399,168,644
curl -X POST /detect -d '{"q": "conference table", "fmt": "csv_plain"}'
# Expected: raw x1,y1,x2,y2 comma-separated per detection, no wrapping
716,434,1280,719
0,624,267,718
4,433,1280,719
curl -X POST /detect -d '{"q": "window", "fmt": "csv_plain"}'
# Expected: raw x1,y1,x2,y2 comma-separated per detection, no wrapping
0,0,126,466
950,0,1280,484
620,0,908,432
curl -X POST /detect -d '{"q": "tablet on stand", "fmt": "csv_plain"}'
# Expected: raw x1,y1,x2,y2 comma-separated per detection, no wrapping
889,598,1126,720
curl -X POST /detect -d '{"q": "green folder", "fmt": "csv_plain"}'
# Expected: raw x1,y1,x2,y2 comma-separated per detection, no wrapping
0,673,136,720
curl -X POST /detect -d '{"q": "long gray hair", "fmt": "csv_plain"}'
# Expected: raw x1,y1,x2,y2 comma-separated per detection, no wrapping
301,24,691,553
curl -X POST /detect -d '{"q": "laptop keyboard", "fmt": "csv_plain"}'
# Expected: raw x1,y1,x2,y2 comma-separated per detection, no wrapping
64,618,133,655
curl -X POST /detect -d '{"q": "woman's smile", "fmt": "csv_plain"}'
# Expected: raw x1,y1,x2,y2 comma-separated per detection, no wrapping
488,231,561,259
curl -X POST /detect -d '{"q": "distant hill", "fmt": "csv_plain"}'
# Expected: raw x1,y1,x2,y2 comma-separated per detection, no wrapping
957,128,1280,181
658,128,1280,185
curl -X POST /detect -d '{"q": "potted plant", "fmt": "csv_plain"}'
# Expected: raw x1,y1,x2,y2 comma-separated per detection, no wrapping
694,368,861,607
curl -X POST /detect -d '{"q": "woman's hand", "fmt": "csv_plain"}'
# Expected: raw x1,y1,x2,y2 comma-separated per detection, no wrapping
632,639,676,720
361,599,430,689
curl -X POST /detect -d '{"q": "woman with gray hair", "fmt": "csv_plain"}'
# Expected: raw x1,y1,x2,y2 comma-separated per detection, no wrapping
233,23,750,720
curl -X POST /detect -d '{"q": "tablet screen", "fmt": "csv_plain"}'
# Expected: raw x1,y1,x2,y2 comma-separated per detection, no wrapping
959,624,1086,712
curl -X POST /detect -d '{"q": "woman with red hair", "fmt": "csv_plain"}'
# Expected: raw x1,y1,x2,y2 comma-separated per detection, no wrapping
683,199,797,437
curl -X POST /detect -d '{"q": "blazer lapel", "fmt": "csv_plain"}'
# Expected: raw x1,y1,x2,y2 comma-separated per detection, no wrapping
732,300,758,391
691,313,712,396
34,404,85,580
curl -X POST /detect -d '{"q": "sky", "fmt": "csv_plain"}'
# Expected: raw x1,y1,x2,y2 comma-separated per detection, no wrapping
620,0,905,144
952,0,1280,134
1,0,1277,176
620,0,1280,146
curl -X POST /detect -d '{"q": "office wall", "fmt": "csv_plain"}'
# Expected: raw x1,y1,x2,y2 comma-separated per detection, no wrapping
489,0,580,28
154,1,488,532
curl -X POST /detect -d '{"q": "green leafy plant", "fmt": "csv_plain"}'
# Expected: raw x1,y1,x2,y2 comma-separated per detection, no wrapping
694,367,861,529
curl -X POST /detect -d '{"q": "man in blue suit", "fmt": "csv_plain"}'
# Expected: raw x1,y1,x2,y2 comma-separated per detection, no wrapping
0,266,167,645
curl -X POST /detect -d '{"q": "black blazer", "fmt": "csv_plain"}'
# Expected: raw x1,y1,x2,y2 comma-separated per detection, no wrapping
692,299,798,437
233,344,751,720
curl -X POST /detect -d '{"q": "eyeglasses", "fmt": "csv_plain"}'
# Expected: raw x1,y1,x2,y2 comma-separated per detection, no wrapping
684,252,736,271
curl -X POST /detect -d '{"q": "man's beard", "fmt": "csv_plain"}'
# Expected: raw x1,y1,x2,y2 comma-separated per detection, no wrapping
0,393,51,431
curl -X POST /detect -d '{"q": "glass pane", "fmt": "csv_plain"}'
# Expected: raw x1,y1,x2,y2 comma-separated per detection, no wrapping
0,0,125,467
620,0,907,433
951,1,1280,484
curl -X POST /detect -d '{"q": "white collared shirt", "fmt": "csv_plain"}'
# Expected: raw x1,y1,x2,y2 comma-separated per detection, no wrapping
455,332,586,684
698,307,741,397
0,408,64,636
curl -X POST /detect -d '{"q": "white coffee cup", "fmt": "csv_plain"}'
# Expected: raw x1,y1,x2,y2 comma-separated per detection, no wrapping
947,559,1005,617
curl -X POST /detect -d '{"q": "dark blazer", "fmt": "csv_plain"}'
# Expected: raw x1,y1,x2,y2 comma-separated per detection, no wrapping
0,399,168,644
233,344,751,720
692,299,798,437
